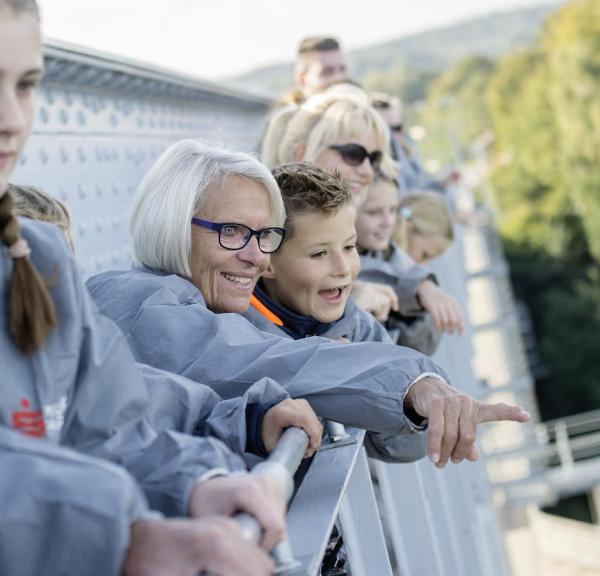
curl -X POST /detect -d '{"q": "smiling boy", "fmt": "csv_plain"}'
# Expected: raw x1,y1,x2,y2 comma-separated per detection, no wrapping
244,162,391,343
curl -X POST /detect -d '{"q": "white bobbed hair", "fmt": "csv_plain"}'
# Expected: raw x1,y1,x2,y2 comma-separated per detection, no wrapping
130,139,285,277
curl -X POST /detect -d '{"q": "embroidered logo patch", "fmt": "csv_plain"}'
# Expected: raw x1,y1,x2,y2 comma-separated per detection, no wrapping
12,398,45,437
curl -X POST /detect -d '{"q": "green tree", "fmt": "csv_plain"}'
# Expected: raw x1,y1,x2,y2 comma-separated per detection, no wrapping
419,56,496,164
542,0,600,262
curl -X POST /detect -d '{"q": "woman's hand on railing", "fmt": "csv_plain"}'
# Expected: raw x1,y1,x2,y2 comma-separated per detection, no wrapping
188,474,286,550
405,376,530,469
262,398,323,457
123,516,275,576
417,280,464,335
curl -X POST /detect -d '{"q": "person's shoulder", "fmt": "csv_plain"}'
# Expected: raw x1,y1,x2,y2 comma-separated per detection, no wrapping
87,266,203,308
345,296,375,327
18,218,74,274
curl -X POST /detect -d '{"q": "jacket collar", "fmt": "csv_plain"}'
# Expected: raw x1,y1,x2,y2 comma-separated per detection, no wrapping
251,282,332,340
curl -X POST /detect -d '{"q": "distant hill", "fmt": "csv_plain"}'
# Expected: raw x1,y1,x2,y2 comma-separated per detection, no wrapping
229,2,563,100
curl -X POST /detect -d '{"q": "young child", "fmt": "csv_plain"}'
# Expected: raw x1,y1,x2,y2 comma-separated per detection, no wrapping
355,175,462,353
395,191,454,264
245,162,390,344
243,162,434,462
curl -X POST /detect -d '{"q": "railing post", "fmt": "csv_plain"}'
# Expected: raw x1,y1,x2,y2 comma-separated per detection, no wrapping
337,448,393,576
555,421,574,472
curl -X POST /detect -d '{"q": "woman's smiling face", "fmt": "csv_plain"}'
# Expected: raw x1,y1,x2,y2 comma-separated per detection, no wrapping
314,127,380,204
189,175,274,314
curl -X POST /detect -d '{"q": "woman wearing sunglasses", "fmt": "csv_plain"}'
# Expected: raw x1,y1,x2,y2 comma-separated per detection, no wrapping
262,84,395,206
261,84,433,324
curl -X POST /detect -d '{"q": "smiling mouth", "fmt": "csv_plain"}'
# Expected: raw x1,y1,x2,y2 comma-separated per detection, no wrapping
221,272,253,287
318,286,347,303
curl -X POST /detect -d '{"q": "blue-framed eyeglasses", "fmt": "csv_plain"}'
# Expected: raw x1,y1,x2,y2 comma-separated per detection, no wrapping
191,218,286,254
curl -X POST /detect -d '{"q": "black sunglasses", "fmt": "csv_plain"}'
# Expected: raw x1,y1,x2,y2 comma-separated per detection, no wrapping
191,218,286,254
328,143,382,169
389,124,403,133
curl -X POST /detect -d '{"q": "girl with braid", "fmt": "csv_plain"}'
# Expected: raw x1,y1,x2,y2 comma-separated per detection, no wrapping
0,2,320,574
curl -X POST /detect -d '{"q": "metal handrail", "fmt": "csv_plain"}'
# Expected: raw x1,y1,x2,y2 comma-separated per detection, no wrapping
205,427,309,576
240,428,310,547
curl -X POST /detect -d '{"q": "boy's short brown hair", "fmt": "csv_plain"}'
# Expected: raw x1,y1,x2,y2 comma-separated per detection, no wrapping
297,36,340,55
271,162,351,239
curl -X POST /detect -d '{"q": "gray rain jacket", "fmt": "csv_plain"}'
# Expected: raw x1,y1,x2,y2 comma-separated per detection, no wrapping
0,424,152,576
88,266,448,460
359,242,441,355
0,220,288,521
243,294,427,462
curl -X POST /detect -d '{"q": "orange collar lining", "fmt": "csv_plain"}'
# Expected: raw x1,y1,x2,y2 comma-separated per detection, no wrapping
250,294,284,326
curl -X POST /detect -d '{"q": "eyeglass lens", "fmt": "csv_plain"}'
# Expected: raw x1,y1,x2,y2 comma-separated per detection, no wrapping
220,224,283,253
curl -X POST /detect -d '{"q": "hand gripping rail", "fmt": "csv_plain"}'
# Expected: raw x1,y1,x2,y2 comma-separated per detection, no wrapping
204,427,309,576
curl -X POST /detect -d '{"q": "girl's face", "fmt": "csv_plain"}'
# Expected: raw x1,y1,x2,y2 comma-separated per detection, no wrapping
407,232,449,264
314,127,380,204
355,179,398,252
0,8,42,192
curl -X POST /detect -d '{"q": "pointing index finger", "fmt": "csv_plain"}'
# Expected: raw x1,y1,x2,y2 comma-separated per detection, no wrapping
475,401,531,425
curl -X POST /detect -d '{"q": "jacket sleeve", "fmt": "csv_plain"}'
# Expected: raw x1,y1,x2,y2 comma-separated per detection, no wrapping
349,300,396,344
0,424,152,576
364,429,427,463
112,290,448,440
391,312,442,356
138,364,288,458
62,263,247,517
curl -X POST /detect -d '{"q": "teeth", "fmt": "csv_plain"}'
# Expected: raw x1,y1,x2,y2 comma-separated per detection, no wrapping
222,273,252,286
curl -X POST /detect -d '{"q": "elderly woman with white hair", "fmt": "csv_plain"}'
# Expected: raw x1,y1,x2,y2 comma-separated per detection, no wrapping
88,138,530,468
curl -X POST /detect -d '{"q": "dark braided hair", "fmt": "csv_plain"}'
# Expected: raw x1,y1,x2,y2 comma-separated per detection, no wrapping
0,191,57,354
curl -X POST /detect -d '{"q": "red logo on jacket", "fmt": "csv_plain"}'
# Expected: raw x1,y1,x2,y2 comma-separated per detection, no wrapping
12,398,45,437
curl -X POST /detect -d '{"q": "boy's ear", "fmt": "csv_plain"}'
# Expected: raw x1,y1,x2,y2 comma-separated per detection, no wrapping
261,261,277,280
293,144,306,162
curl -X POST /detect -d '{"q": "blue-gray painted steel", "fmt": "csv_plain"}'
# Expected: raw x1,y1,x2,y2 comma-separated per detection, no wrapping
11,42,271,279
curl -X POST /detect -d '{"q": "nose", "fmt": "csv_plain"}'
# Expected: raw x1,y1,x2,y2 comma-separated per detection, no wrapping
383,211,395,229
237,235,267,268
331,253,351,278
0,89,27,136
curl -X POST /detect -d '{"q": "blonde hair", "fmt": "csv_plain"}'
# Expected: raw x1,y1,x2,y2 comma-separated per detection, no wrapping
9,184,74,252
395,192,454,254
261,84,396,181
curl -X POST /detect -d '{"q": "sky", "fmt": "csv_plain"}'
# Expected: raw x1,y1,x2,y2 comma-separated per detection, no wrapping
38,0,557,81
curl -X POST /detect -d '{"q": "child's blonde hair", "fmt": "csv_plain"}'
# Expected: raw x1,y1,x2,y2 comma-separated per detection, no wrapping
9,183,74,251
395,192,454,255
